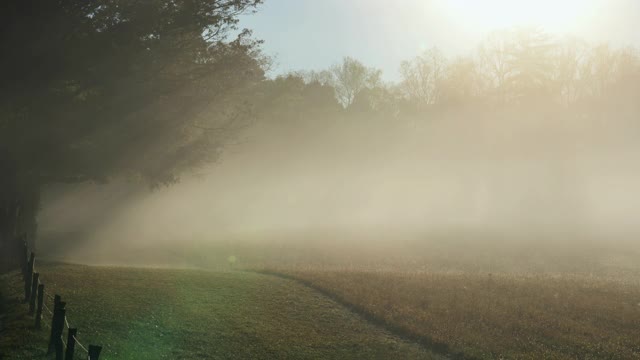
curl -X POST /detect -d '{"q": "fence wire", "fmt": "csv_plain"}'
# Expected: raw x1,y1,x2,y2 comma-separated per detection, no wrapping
23,256,100,356
43,289,55,301
41,288,77,331
43,297,88,354
42,302,53,316
73,335,89,354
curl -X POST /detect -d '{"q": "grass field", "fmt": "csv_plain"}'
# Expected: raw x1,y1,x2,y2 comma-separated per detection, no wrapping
4,234,640,359
274,269,640,359
0,264,443,360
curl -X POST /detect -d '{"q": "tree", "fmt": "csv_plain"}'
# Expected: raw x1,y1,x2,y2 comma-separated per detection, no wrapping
399,48,447,105
614,47,640,81
440,56,483,104
478,28,557,102
0,0,265,255
478,30,515,102
329,57,382,108
250,74,341,125
507,27,556,100
551,36,590,106
349,85,400,117
582,44,623,98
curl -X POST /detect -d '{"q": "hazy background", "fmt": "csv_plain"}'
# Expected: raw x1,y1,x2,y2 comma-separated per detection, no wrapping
37,103,640,273
30,1,640,275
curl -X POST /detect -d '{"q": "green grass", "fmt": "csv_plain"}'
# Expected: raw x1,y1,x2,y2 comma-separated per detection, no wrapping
1,263,442,360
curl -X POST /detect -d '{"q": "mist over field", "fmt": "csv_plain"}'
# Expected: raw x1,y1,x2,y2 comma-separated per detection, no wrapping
37,101,640,273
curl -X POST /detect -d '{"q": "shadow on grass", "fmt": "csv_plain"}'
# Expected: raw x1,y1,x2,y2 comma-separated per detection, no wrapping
252,270,479,360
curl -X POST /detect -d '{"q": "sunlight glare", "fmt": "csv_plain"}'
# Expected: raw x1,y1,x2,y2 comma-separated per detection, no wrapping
437,0,601,34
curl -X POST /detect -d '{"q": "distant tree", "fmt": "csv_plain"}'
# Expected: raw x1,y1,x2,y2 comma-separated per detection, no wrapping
0,0,265,252
582,44,623,98
299,69,335,87
441,57,483,104
478,28,558,102
399,48,447,105
614,47,640,81
349,85,400,117
328,57,382,108
478,30,515,102
507,27,556,100
299,81,343,117
251,74,341,125
551,37,590,106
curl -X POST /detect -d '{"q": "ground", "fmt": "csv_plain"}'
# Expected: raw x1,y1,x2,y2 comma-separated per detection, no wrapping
3,242,639,360
275,269,640,359
0,263,442,360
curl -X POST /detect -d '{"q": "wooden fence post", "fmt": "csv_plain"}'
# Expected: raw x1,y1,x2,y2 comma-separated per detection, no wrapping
24,252,34,302
35,284,44,329
65,328,77,360
29,272,39,315
54,306,66,360
88,345,102,360
48,295,63,354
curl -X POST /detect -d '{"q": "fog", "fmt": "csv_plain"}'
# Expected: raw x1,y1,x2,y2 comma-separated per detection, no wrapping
10,7,636,275
37,99,640,274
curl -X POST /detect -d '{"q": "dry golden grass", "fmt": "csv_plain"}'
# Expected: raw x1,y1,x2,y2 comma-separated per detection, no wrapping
275,269,640,359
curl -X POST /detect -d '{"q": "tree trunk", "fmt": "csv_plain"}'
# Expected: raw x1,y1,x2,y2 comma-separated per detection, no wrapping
0,151,40,273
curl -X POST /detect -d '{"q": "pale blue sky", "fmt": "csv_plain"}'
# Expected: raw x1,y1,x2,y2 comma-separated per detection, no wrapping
239,0,640,81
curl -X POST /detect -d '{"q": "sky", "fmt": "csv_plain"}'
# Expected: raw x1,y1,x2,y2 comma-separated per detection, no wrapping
238,0,640,81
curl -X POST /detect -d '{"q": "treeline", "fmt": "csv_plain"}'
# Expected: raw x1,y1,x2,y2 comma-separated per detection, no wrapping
256,27,639,123
243,28,640,231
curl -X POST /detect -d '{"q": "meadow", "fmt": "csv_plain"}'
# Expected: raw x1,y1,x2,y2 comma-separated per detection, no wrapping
246,233,640,359
273,269,640,359
0,263,441,360
4,232,640,359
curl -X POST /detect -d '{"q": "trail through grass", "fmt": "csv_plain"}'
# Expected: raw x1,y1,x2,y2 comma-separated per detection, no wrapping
1,264,443,359
276,269,640,359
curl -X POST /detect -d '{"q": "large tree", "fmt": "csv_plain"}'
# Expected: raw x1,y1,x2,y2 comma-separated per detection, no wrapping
0,0,265,260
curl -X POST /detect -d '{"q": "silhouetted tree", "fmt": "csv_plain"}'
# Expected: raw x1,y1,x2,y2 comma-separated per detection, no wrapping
0,0,264,254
